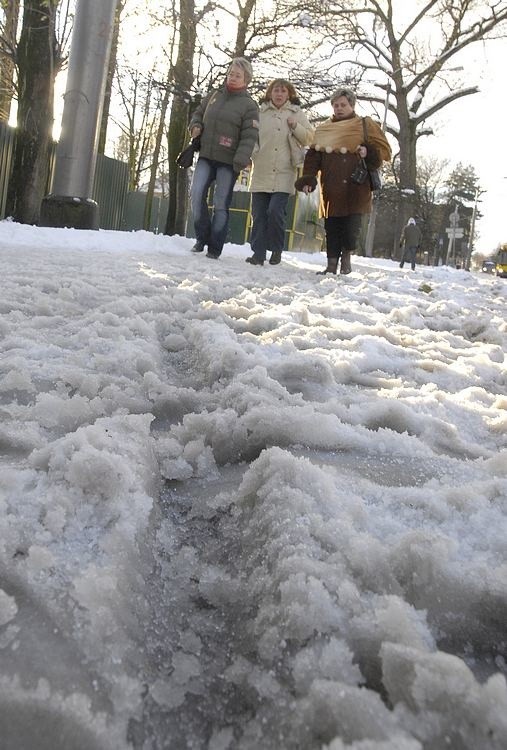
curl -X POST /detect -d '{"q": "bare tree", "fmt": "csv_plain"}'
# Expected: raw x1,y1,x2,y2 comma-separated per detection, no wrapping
113,67,159,191
0,0,20,122
6,0,66,224
98,0,126,155
164,0,313,235
164,0,199,236
285,0,507,224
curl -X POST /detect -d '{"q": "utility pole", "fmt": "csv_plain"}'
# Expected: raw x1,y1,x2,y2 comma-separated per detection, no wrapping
364,82,390,257
40,0,117,229
464,188,479,271
445,205,461,265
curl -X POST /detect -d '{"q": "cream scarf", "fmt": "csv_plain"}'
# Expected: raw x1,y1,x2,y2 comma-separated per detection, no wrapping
311,115,390,160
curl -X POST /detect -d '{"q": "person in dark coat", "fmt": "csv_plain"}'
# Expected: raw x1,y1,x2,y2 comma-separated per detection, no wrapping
295,87,391,275
188,57,259,260
399,218,422,270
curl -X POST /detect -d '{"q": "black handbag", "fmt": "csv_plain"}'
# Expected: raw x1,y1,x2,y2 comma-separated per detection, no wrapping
350,158,369,185
361,118,382,192
368,166,382,192
176,136,201,169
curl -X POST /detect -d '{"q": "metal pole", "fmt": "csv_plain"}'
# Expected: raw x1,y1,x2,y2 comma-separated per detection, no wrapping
464,188,479,271
40,0,117,229
445,205,459,265
364,82,391,257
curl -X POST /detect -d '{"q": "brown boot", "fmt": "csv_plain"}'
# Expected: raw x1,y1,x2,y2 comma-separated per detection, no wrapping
340,251,352,274
316,257,338,275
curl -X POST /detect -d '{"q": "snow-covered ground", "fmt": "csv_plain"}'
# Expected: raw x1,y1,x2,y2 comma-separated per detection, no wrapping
0,219,506,750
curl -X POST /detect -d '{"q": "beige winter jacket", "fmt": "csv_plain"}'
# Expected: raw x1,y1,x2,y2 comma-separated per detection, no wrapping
249,101,314,194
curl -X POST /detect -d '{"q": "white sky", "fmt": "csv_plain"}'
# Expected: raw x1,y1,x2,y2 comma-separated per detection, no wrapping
1,221,506,748
416,39,507,253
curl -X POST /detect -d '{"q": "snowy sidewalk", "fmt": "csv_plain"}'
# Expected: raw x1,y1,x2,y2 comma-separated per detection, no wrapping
1,221,506,749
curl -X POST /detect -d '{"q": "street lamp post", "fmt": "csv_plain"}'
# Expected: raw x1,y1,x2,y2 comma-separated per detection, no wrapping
464,188,479,271
364,82,391,257
40,0,117,230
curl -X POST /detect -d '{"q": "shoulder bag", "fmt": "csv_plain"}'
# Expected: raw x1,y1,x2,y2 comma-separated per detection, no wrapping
362,118,382,192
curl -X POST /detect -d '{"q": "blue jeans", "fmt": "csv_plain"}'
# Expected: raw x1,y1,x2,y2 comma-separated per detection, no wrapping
190,158,237,256
250,192,290,261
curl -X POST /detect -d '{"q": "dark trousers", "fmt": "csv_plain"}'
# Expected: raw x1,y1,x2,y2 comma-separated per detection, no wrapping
250,192,290,261
324,214,362,259
401,245,417,269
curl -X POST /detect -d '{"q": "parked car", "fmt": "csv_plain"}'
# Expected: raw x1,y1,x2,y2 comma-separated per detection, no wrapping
495,250,507,278
481,260,496,274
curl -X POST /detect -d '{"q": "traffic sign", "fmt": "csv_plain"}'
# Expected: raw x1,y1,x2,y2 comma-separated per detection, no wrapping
446,227,464,238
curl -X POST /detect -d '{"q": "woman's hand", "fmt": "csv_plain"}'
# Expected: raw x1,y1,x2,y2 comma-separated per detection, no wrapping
287,117,297,130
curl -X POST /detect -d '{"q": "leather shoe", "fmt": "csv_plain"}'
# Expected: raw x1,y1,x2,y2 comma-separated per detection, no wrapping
269,251,282,265
191,241,205,253
246,256,264,266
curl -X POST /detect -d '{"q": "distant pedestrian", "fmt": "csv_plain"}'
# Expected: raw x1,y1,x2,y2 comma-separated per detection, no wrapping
294,87,391,275
188,57,259,260
246,79,314,267
399,218,422,270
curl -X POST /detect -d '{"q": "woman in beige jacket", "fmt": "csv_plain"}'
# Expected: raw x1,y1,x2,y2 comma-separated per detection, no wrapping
246,80,314,266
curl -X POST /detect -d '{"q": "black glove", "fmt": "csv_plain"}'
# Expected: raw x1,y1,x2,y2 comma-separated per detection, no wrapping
295,175,317,192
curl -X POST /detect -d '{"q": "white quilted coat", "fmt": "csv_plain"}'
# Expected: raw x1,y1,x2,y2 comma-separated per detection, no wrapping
249,100,314,194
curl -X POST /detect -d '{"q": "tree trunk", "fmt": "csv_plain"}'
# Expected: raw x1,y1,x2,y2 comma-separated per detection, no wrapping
233,0,256,56
143,79,171,231
165,94,194,236
7,0,59,224
393,101,418,256
164,0,196,236
98,0,124,154
0,0,20,122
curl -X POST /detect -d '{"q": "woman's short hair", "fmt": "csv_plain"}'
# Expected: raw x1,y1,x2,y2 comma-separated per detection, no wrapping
330,87,356,107
228,57,253,85
261,79,301,105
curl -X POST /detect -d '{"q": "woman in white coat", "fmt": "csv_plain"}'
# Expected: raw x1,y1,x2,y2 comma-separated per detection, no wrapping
246,79,314,266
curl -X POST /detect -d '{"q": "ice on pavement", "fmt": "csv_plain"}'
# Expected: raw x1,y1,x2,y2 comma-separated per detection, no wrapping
0,219,506,749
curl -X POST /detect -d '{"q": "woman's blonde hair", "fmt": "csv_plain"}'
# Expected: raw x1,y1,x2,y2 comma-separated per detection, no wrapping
261,79,300,105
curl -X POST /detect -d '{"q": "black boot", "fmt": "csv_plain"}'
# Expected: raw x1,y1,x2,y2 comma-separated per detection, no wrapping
316,257,338,275
340,251,352,275
246,256,264,266
191,241,205,253
269,251,282,265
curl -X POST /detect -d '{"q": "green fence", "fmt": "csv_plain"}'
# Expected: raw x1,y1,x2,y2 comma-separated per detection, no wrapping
1,125,324,249
0,121,15,219
122,191,169,233
182,186,324,251
0,123,128,230
93,154,129,230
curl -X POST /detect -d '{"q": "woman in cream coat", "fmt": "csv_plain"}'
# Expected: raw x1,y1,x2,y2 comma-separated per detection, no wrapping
246,79,314,266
